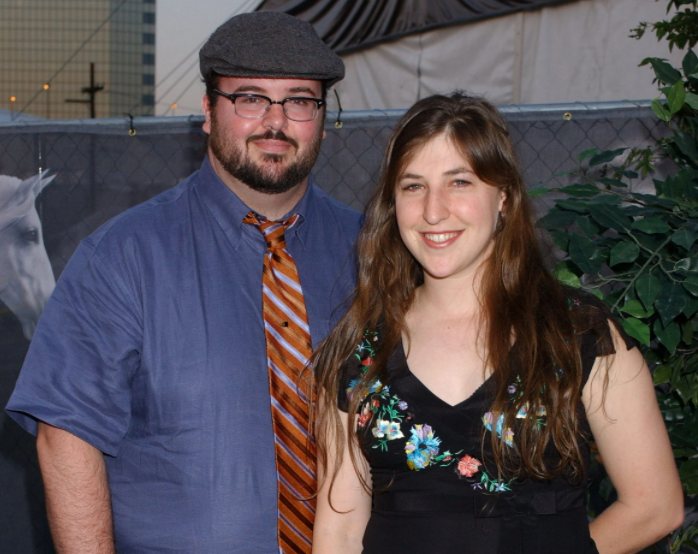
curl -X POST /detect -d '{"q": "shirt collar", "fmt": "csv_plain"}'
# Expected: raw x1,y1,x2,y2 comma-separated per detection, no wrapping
196,155,315,251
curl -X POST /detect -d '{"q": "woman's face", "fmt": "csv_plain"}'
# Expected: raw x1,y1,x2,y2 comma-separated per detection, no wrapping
394,134,505,285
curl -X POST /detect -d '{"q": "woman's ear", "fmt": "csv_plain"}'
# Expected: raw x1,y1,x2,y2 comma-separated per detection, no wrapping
498,189,508,213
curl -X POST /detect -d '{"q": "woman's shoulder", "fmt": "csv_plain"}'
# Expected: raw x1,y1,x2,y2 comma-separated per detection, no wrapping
337,327,382,412
562,286,635,357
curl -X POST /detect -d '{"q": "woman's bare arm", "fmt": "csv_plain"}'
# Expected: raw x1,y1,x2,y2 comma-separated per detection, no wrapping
585,324,684,554
312,407,372,554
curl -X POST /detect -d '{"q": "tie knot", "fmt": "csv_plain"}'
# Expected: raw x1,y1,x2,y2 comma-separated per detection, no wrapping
243,211,299,251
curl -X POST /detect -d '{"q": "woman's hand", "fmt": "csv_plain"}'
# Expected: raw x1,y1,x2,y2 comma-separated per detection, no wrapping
584,322,684,554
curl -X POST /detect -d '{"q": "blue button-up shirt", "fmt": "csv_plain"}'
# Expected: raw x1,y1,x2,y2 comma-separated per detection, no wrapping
7,157,362,553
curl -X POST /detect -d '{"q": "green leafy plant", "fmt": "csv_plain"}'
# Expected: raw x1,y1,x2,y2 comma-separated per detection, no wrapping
533,23,698,554
631,1,698,52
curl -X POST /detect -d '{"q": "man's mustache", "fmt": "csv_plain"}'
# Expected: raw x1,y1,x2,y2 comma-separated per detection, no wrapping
247,131,298,149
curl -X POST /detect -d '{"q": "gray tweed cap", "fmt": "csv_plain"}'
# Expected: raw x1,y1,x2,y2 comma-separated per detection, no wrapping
199,11,344,87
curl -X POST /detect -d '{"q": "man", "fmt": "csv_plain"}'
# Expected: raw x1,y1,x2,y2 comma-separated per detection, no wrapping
7,11,362,554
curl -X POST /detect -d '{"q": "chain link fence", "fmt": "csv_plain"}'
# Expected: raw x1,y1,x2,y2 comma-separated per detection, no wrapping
0,101,670,553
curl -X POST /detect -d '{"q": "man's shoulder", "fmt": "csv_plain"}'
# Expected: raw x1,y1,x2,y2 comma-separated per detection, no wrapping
85,171,199,249
308,183,363,229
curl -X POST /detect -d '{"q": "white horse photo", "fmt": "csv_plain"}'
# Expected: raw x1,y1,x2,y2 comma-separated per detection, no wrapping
0,173,56,340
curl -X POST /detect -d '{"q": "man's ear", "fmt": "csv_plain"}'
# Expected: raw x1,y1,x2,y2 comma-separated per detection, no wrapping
202,94,212,135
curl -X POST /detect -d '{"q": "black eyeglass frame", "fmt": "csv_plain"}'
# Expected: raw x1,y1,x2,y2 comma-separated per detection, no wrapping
212,89,326,121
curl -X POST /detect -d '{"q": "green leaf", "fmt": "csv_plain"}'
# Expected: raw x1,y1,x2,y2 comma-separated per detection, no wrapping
629,191,677,209
575,216,600,238
682,319,694,345
596,177,628,188
549,230,569,251
609,241,640,266
680,458,698,496
683,275,698,297
527,185,549,198
675,257,698,274
568,233,605,274
536,210,578,229
654,320,681,355
682,49,698,80
653,365,671,385
620,299,654,318
649,57,682,85
651,97,672,122
560,184,599,197
588,204,631,232
614,169,639,179
577,148,597,162
684,296,698,318
588,148,627,167
554,267,581,288
674,130,698,164
631,217,671,234
655,283,688,327
667,80,686,114
685,92,698,110
622,317,650,346
672,448,698,459
672,229,698,250
635,273,661,310
555,199,590,214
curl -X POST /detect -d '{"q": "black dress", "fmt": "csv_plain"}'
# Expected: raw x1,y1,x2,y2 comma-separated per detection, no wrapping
338,297,634,554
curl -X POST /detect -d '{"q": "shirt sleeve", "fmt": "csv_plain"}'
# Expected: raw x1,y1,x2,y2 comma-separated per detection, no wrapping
570,290,636,387
5,235,143,456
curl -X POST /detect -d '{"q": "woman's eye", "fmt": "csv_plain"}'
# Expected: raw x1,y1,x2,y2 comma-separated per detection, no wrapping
453,179,471,187
401,183,422,191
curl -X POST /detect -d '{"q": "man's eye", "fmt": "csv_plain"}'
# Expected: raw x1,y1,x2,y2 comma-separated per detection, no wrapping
288,98,310,107
239,96,264,105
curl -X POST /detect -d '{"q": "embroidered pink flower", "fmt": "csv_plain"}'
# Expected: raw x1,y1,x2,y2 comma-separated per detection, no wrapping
358,403,372,428
457,455,482,478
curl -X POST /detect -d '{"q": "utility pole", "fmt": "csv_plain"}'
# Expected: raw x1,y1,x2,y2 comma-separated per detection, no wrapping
65,62,104,118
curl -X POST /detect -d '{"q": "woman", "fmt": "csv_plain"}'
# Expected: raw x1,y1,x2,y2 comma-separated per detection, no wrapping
310,93,683,554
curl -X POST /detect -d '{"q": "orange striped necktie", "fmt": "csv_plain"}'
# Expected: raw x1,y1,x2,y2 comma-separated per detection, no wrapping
243,211,316,554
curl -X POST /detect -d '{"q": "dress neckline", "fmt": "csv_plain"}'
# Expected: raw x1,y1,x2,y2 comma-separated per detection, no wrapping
393,339,494,411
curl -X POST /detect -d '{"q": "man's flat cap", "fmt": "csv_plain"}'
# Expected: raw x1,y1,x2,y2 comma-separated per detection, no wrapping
200,11,344,87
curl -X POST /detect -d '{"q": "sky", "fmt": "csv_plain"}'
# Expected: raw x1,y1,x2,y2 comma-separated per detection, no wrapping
155,0,262,116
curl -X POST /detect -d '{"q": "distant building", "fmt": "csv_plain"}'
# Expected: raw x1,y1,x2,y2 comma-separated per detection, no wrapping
0,0,156,120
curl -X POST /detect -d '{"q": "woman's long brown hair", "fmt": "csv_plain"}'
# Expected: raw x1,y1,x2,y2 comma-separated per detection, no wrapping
310,93,596,499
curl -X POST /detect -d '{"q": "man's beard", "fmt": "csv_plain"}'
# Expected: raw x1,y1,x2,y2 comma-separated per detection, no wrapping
209,118,322,195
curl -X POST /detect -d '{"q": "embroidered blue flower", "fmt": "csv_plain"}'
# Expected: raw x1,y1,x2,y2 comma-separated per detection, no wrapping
397,400,408,410
405,424,441,470
347,377,383,400
482,412,514,447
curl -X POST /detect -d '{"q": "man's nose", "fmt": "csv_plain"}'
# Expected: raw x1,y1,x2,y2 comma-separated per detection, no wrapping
261,102,288,131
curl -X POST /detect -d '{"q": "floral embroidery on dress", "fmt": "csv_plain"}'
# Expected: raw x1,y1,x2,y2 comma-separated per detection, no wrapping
346,330,513,492
453,453,513,492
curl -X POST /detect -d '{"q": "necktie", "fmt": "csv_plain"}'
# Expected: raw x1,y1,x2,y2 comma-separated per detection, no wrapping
243,211,316,554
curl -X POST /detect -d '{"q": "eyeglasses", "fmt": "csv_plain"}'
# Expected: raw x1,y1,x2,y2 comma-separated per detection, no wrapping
212,90,325,122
